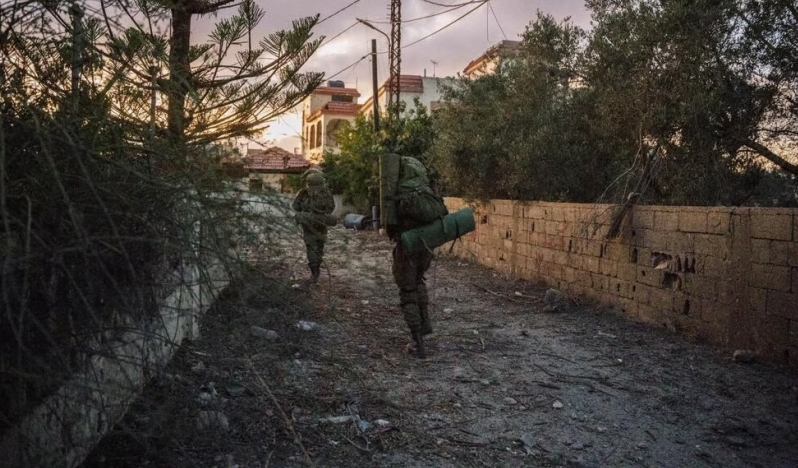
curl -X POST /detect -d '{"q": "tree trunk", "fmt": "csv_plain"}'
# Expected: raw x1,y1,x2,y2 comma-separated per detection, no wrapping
167,4,192,151
743,138,798,175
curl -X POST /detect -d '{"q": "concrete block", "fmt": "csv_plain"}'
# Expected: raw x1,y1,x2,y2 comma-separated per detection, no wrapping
790,320,798,350
633,283,653,305
637,267,665,287
683,275,716,300
700,302,730,326
789,243,798,267
604,242,626,260
583,255,600,273
611,279,634,298
748,287,768,315
638,303,662,325
753,314,791,361
599,259,618,277
750,213,793,241
618,298,639,318
701,255,730,277
548,234,566,250
617,264,638,282
707,211,731,235
632,209,655,229
750,239,771,265
562,266,578,283
767,291,798,321
793,267,798,293
552,251,570,266
655,210,679,231
543,221,561,236
649,287,674,311
526,206,544,220
698,307,730,344
672,292,699,318
668,232,695,253
583,240,602,257
671,313,702,338
692,233,729,259
591,273,610,292
528,232,543,246
634,247,652,266
678,211,708,233
770,240,791,266
750,263,792,292
525,256,540,273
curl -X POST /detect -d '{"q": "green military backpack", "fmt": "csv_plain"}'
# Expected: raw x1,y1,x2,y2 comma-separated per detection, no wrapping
396,156,448,225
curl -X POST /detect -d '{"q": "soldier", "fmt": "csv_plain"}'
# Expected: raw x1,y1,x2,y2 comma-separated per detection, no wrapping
292,171,334,283
389,157,444,359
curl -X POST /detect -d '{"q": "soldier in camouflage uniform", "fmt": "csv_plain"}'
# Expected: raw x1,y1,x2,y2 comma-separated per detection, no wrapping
390,157,436,359
292,171,335,283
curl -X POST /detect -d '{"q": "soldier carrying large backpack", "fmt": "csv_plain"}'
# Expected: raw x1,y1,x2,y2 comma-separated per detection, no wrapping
387,156,448,358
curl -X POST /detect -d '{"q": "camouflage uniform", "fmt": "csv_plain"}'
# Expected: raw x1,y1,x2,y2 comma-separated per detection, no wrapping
292,173,334,282
390,157,436,358
392,228,434,336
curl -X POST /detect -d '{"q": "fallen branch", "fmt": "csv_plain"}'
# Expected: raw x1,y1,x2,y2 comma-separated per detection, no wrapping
342,434,372,453
248,360,314,466
469,282,543,305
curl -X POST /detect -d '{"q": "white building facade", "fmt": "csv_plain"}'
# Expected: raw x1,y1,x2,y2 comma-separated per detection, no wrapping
301,81,361,163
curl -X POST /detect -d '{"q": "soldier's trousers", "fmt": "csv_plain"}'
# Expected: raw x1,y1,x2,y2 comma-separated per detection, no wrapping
303,233,326,268
392,242,433,333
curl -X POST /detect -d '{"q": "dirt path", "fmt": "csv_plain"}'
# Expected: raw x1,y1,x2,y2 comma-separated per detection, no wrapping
86,228,798,468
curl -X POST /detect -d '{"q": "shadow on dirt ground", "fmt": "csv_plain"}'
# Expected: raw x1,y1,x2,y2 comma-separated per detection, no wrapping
85,228,798,468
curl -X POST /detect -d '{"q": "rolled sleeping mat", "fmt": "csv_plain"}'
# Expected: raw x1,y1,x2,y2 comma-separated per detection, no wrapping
295,212,338,227
400,208,475,253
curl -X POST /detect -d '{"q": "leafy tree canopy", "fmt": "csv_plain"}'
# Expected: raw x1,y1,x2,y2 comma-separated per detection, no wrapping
433,2,798,206
322,100,435,210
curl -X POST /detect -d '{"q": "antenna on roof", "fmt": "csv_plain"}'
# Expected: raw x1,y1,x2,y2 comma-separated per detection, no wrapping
430,60,438,77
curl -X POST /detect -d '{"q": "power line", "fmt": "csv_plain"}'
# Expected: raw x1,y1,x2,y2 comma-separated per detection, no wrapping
362,2,474,24
488,2,507,40
327,54,370,80
319,21,358,49
403,0,489,49
319,0,362,24
421,0,486,7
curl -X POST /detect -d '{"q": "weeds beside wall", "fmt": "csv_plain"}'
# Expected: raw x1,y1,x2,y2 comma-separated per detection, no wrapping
445,198,798,366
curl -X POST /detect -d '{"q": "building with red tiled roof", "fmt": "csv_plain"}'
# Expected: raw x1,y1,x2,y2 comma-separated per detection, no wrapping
244,146,311,193
301,80,362,162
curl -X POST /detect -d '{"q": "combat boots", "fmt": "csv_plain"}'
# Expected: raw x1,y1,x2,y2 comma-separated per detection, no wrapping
419,304,433,336
309,264,320,284
409,331,426,359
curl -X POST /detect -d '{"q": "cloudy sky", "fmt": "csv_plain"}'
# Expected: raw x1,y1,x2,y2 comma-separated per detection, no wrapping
198,0,591,150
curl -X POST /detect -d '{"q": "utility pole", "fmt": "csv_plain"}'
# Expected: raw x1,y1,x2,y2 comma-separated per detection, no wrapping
371,39,380,133
388,0,401,120
430,60,438,78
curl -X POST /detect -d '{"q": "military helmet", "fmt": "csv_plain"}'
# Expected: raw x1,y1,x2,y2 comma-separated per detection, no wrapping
302,167,322,179
306,172,325,187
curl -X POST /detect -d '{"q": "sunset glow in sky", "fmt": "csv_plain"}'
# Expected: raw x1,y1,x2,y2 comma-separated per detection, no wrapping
195,0,591,151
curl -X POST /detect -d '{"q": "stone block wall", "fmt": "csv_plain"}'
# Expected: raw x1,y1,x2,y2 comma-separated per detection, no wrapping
0,227,231,468
445,198,798,366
